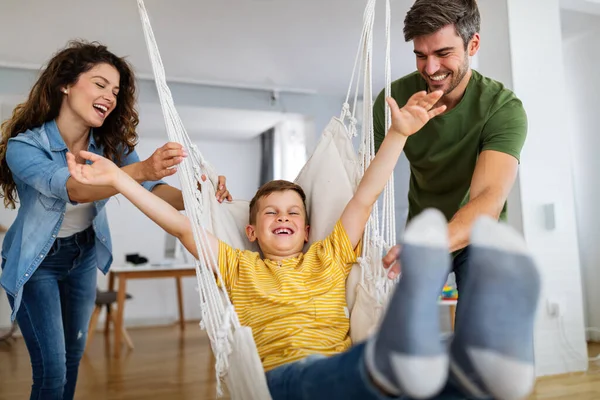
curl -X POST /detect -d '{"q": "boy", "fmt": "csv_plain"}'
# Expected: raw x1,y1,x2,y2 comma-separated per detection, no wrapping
68,91,539,400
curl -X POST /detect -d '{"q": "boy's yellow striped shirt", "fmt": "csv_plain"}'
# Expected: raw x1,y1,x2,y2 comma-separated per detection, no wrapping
218,219,360,372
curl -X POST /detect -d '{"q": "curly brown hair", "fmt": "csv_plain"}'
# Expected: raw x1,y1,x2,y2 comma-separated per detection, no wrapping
0,40,139,208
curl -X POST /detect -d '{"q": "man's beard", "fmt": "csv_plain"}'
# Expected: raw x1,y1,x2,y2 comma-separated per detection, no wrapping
427,54,470,96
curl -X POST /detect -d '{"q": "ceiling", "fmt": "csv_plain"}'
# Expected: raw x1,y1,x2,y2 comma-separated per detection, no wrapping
0,0,415,96
560,3,600,41
0,0,596,140
1,0,596,95
0,0,419,140
560,0,600,16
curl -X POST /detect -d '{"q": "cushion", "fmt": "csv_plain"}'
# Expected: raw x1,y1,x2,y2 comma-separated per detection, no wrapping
199,116,383,343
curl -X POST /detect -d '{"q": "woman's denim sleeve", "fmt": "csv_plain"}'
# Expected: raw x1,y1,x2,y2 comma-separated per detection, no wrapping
6,138,72,203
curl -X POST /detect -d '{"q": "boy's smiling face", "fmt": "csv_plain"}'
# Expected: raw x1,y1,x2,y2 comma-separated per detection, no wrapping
245,190,310,260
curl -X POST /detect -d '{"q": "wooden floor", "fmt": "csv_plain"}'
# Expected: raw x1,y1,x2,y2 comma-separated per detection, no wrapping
0,322,226,400
1,323,600,399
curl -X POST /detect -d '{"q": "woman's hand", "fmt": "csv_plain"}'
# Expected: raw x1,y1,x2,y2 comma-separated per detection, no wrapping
144,142,232,202
141,142,187,181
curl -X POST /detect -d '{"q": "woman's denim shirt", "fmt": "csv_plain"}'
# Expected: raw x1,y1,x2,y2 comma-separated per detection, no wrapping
0,120,164,320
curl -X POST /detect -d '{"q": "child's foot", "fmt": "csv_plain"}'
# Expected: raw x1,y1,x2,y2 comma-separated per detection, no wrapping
449,216,541,400
365,208,451,398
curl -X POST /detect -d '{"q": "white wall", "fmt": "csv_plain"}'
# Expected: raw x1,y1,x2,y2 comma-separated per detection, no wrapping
477,0,524,235
561,10,600,341
475,0,591,377
489,0,588,376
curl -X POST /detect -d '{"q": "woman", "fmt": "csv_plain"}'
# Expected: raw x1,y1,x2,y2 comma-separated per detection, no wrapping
0,40,231,400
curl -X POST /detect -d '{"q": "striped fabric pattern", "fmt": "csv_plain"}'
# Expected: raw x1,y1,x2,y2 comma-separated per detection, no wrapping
218,220,360,372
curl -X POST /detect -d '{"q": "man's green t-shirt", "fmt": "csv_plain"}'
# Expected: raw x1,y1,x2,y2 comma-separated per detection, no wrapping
373,70,527,225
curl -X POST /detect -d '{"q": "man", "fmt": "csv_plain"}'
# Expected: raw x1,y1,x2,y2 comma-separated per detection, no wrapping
377,0,527,298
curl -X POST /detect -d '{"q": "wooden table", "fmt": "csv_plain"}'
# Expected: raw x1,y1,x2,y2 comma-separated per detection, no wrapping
107,264,196,358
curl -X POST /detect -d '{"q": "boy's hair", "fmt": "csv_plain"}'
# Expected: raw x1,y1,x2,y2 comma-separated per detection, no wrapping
403,0,481,49
249,180,309,225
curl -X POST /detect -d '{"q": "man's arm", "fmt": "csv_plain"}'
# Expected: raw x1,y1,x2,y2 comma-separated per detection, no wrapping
448,97,527,252
341,91,446,248
381,150,520,278
448,150,518,252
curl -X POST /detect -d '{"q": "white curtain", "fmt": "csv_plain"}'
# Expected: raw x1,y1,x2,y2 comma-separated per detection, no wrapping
273,119,308,181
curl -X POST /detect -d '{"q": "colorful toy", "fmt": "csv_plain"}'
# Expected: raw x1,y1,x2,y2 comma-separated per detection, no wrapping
440,284,458,300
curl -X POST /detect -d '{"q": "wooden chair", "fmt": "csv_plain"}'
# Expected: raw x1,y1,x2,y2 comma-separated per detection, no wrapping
86,289,134,353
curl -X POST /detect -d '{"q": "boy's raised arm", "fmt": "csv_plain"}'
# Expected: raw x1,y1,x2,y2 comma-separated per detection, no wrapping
66,151,220,272
341,90,446,248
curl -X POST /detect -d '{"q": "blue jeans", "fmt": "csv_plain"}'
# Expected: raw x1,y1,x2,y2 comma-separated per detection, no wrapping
266,342,470,400
4,226,97,400
452,247,470,330
265,248,477,400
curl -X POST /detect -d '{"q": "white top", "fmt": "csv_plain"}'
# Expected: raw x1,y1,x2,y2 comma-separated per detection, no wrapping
57,202,95,238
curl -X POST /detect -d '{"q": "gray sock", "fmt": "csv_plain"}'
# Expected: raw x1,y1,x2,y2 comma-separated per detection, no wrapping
449,216,541,400
365,209,451,398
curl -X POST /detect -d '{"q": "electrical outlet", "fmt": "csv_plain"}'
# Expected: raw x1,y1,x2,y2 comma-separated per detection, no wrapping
547,299,559,318
547,296,567,318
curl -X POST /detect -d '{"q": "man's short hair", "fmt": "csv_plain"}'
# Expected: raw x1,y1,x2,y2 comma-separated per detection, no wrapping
404,0,481,49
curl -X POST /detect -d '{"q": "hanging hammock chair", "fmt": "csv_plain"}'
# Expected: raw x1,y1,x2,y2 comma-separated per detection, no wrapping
136,0,396,397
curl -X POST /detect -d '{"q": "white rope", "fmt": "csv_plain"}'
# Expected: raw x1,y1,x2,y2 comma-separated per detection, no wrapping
137,0,398,396
380,0,397,298
341,0,398,301
136,1,244,396
341,0,377,120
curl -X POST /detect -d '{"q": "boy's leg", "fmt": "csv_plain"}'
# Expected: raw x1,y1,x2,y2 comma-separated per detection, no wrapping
448,217,540,400
267,210,540,400
366,209,453,398
266,342,470,400
266,209,461,400
266,343,390,400
366,210,540,400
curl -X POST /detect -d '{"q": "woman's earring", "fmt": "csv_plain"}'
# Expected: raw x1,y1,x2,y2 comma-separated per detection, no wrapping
62,89,68,94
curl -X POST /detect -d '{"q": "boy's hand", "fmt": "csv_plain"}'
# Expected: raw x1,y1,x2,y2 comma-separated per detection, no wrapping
67,151,121,187
382,244,402,279
215,175,232,203
387,90,446,137
197,174,233,203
